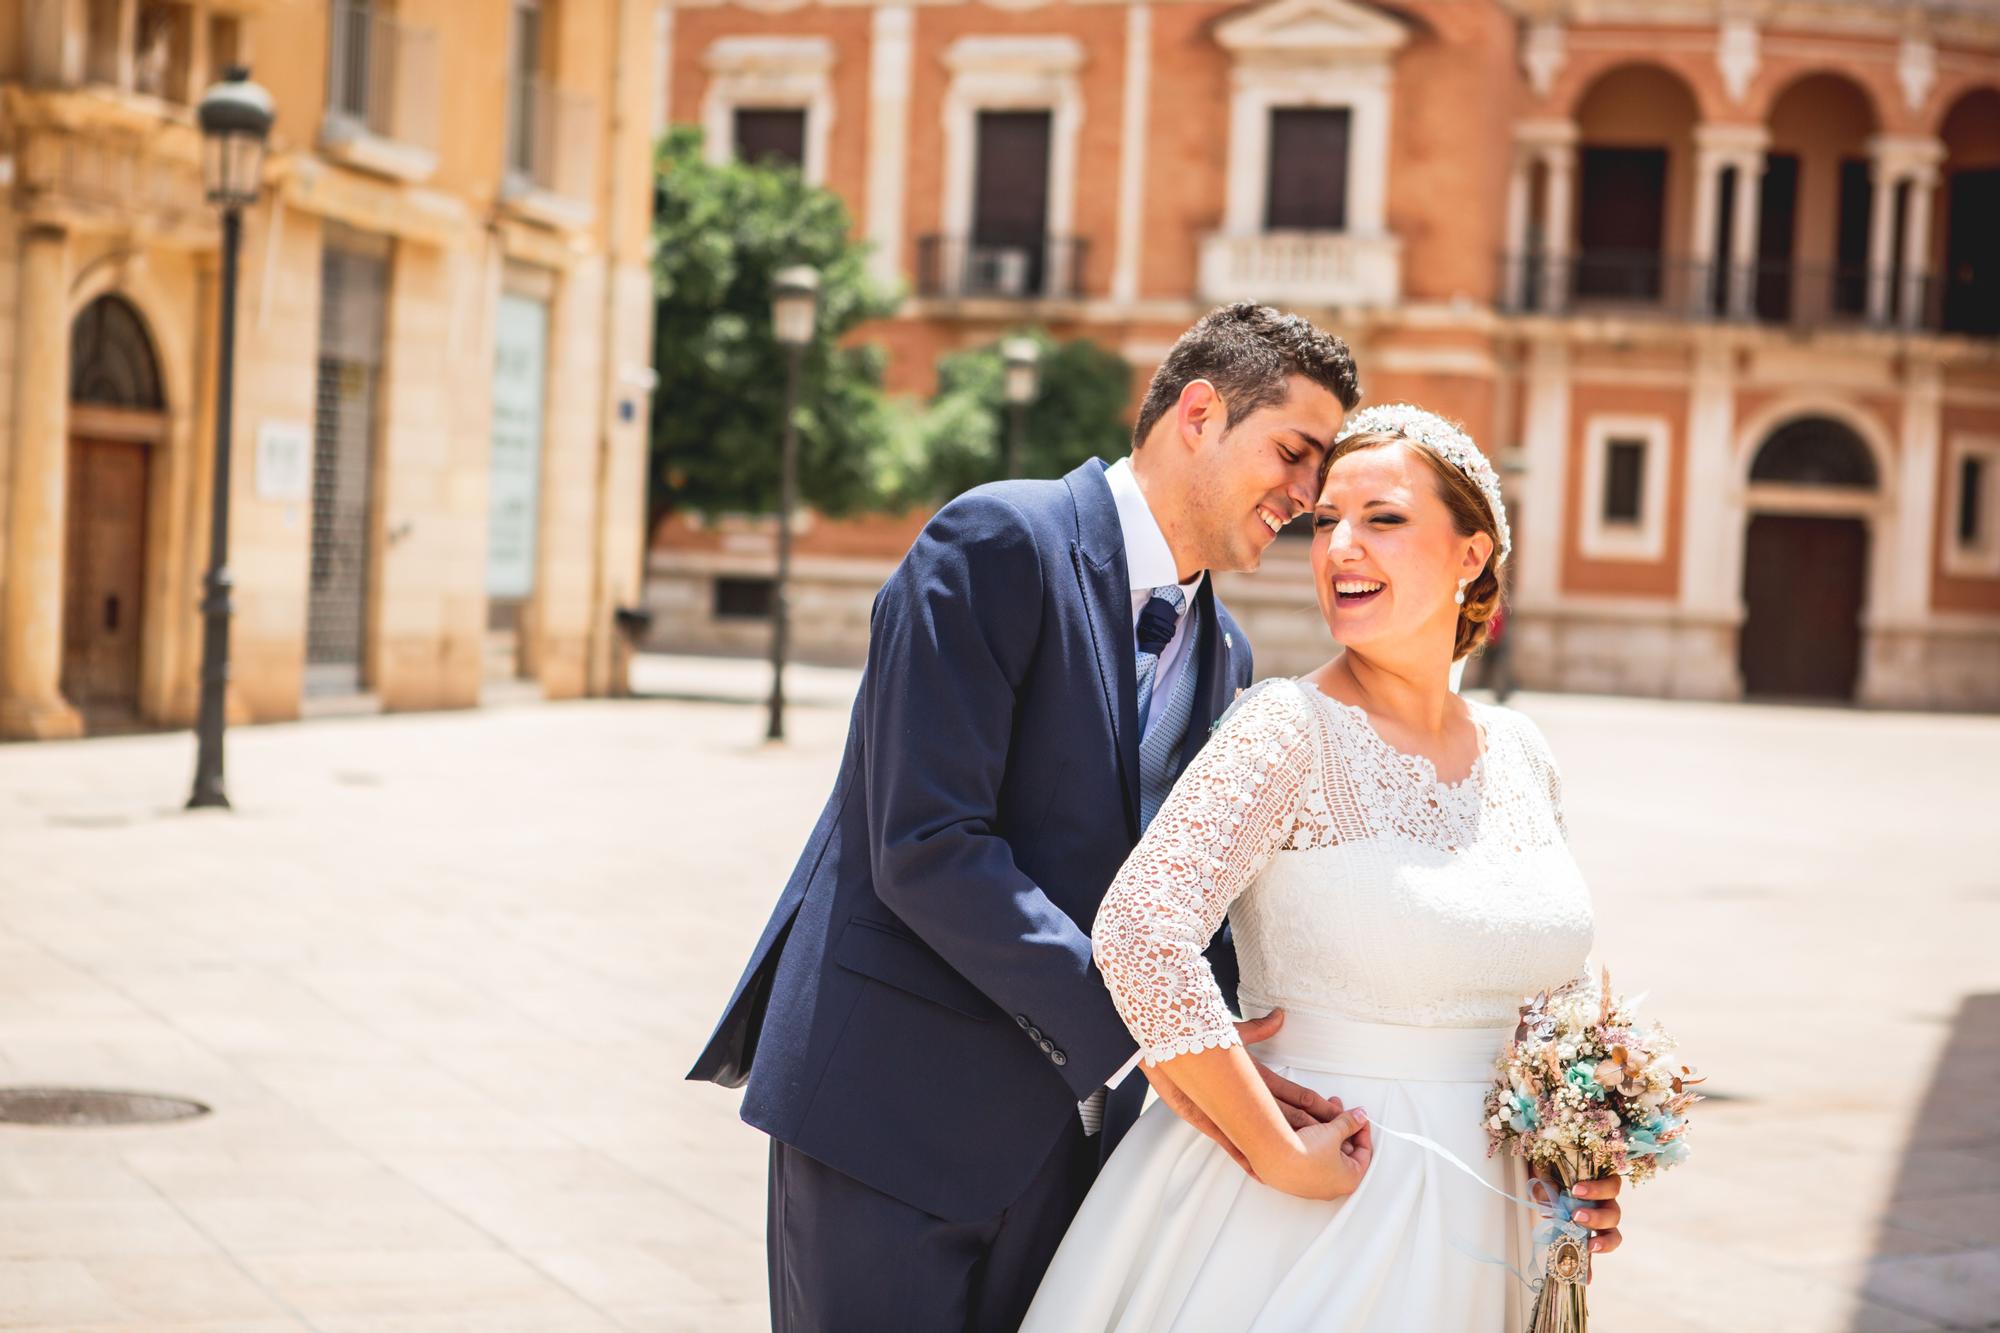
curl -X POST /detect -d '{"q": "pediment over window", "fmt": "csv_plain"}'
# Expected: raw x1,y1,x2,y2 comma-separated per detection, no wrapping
1214,0,1411,63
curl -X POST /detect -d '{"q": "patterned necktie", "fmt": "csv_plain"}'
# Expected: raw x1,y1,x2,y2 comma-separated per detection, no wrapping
1133,585,1187,736
1082,585,1197,1139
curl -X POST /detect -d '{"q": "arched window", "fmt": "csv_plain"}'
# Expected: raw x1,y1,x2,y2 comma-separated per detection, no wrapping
1749,416,1878,489
69,295,164,411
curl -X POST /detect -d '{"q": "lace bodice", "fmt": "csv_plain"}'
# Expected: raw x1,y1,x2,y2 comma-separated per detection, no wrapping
1092,679,1594,1064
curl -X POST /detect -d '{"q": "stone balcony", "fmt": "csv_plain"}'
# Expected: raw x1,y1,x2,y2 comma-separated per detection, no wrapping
1197,231,1403,309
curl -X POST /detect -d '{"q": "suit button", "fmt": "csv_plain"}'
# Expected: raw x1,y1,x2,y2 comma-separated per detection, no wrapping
1015,1015,1030,1028
1027,1026,1044,1042
1038,1039,1053,1053
1052,1051,1068,1067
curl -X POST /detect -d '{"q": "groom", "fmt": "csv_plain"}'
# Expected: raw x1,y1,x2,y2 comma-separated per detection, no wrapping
688,303,1361,1331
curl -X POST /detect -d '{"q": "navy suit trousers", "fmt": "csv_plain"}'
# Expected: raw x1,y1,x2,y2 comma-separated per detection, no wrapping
767,1123,1096,1333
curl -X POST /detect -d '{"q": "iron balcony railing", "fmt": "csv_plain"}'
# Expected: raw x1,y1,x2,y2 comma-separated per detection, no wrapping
1499,250,1998,338
505,74,597,205
325,0,440,155
915,235,1090,301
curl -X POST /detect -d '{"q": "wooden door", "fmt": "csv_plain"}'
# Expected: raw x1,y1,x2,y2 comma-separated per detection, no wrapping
62,438,149,713
1739,514,1867,701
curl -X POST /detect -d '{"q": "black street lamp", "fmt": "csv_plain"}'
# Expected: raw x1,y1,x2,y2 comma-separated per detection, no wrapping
765,265,820,743
187,66,274,810
1001,336,1041,479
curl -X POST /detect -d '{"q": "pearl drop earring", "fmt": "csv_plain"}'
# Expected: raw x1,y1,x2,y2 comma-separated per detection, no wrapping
1454,578,1469,606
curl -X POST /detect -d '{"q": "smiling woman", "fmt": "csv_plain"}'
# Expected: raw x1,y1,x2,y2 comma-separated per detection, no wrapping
1316,406,1510,663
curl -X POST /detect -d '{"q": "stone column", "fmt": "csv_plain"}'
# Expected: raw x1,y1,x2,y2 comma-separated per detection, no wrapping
1900,162,1941,331
1865,148,1901,326
1503,148,1532,310
1726,152,1765,319
1675,343,1745,699
1515,338,1570,612
864,6,914,291
1863,362,1943,707
1689,145,1723,316
1539,141,1576,314
1694,125,1769,321
0,225,83,739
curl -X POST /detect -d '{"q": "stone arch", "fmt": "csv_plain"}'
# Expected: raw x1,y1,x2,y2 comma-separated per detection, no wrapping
1733,396,1895,500
1549,53,1726,125
1748,416,1881,489
67,258,193,422
1749,64,1894,133
69,294,164,411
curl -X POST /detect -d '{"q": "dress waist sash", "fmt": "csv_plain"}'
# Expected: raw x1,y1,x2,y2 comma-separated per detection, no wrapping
1238,989,1511,1085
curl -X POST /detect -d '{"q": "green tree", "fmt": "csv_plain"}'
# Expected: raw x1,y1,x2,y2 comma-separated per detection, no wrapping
894,332,1136,505
649,126,902,521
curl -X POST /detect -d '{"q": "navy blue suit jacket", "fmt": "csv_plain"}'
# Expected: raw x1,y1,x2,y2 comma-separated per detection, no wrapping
687,459,1254,1223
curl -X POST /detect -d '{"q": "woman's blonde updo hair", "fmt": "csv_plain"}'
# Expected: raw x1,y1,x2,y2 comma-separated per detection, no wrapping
1319,408,1509,663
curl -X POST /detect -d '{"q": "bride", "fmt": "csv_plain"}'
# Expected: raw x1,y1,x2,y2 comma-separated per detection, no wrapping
1021,405,1626,1331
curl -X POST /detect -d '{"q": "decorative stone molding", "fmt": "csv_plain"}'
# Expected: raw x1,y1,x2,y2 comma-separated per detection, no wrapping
939,35,1086,294
700,35,835,186
1897,34,1936,114
1943,434,2000,580
1580,414,1673,563
1716,17,1758,105
1212,0,1408,242
1522,19,1565,99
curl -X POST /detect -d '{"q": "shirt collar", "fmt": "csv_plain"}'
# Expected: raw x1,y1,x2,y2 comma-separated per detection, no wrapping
1104,457,1205,600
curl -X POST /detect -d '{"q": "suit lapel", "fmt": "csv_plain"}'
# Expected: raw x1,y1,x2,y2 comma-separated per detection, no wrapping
1065,461,1141,839
1180,579,1234,775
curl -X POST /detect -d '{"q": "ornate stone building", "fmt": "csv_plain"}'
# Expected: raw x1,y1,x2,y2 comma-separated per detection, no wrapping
0,0,660,739
651,0,2000,709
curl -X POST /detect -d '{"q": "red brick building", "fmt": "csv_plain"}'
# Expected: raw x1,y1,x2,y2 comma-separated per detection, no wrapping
649,0,2000,708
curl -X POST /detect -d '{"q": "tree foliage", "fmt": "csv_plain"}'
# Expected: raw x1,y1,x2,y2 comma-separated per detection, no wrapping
885,331,1136,506
649,126,901,519
648,128,1137,519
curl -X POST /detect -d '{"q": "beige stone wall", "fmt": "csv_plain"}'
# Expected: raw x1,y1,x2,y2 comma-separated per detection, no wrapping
0,0,660,738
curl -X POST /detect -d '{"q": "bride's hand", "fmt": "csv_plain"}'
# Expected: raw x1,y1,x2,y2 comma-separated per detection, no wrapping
1270,1107,1373,1201
1532,1169,1623,1279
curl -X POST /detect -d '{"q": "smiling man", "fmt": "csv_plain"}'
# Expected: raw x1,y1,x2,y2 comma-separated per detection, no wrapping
687,303,1361,1333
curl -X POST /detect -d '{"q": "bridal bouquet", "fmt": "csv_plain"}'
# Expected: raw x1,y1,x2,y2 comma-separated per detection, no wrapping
1484,969,1703,1332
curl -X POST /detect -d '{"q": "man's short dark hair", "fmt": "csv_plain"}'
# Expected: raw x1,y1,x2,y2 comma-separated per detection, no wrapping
1131,303,1361,449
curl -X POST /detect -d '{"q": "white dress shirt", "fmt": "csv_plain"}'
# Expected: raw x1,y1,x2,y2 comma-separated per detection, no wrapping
1104,457,1204,730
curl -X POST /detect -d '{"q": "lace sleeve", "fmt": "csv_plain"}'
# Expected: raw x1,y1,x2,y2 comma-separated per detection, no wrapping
1510,710,1568,841
1092,680,1319,1064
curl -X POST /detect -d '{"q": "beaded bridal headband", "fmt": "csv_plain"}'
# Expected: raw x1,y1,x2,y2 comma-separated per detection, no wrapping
1334,403,1513,564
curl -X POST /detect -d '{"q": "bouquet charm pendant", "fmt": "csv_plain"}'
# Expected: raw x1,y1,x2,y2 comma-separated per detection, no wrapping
1528,1226,1590,1332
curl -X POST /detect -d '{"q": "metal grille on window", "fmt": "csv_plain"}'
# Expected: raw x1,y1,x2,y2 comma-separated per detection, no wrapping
307,245,387,696
1603,439,1646,525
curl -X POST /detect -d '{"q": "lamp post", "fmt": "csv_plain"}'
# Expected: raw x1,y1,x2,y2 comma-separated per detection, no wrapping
187,66,274,810
1001,336,1041,480
766,265,820,743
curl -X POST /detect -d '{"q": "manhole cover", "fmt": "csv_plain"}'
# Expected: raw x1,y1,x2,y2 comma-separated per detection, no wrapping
0,1088,210,1127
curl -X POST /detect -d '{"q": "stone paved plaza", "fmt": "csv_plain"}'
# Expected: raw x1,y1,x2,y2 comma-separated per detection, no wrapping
0,655,1994,1332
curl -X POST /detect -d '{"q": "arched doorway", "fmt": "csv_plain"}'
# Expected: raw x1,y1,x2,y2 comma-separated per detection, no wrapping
63,294,166,723
1570,63,1702,308
1738,416,1880,700
1761,73,1881,325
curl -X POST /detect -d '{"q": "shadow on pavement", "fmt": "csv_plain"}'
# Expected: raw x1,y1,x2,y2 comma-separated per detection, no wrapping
1850,992,2000,1329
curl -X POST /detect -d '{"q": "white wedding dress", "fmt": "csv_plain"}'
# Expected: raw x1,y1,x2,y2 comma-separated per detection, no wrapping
1021,678,1595,1332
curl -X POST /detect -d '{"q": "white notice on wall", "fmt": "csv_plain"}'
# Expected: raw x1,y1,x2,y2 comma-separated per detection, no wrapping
257,421,311,502
487,292,549,600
